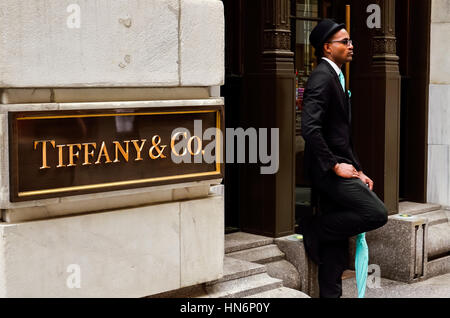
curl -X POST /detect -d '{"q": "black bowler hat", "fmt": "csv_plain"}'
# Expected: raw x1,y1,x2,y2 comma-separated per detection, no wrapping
309,19,346,51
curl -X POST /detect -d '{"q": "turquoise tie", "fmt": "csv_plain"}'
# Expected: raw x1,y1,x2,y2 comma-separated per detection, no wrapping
339,72,346,92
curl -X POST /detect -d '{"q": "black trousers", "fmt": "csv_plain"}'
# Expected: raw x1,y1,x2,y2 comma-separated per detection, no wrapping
311,171,388,298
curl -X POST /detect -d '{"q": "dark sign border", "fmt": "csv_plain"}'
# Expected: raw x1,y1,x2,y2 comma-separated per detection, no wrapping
8,105,224,202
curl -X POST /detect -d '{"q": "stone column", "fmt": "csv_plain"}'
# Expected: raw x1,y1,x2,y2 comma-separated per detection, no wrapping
372,0,401,214
261,0,296,236
239,0,295,237
371,0,401,214
352,0,401,215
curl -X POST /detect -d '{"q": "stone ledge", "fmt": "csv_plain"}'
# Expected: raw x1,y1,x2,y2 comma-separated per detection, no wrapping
225,232,274,254
202,273,283,298
206,257,266,285
2,182,222,223
147,284,207,298
415,210,449,226
226,245,285,265
1,87,211,104
399,201,442,215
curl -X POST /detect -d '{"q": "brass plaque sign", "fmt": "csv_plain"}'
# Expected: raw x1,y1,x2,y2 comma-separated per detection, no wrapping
9,105,224,202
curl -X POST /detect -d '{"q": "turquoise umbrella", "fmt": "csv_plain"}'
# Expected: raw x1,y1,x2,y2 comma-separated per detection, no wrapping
355,232,369,298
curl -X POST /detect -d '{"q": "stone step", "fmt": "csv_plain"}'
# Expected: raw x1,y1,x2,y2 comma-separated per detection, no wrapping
428,223,450,258
225,232,273,254
206,257,267,285
148,284,208,298
399,201,442,216
426,255,450,279
265,260,301,290
416,210,449,226
202,273,283,298
245,287,310,298
445,209,450,220
227,244,285,264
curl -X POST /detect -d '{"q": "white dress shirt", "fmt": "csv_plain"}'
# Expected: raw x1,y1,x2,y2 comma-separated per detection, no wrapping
321,57,342,77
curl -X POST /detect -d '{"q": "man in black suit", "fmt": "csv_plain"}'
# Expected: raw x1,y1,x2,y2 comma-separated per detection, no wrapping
300,19,388,298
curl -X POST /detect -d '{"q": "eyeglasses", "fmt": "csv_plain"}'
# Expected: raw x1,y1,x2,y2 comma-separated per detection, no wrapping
327,39,353,47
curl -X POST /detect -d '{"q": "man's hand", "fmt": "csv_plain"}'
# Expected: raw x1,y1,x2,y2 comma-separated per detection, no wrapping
333,164,374,190
333,163,359,179
357,171,374,191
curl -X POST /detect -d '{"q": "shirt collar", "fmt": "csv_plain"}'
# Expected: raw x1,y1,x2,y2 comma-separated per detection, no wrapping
322,57,342,76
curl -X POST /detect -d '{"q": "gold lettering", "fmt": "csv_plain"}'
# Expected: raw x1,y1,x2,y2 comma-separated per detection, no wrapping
95,141,112,165
82,143,97,166
34,140,56,169
171,132,187,157
187,136,202,156
131,139,146,161
67,144,82,167
56,144,66,168
113,141,130,163
149,136,167,160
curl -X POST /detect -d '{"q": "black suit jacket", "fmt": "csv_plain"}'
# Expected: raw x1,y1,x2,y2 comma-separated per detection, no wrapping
301,59,362,184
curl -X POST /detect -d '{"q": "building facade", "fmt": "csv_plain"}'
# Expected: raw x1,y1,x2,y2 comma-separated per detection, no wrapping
0,0,448,297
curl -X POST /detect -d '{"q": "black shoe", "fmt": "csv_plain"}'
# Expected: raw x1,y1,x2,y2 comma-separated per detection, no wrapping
298,216,322,265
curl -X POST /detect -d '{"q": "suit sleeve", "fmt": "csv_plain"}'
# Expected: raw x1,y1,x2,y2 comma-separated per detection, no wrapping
301,71,339,175
351,144,363,172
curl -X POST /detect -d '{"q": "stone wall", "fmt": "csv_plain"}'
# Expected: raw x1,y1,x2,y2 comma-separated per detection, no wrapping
0,0,224,87
0,195,224,298
427,0,450,207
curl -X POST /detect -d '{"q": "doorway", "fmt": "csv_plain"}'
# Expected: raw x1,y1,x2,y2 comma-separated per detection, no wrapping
396,0,431,203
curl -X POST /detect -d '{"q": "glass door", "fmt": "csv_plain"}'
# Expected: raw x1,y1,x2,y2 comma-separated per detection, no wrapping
292,0,334,231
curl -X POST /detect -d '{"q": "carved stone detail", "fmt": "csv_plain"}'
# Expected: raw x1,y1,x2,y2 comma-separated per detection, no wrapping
263,0,291,54
369,0,400,63
372,36,397,55
263,29,291,51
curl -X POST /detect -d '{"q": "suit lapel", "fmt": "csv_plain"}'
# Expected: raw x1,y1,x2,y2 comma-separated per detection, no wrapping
346,91,352,124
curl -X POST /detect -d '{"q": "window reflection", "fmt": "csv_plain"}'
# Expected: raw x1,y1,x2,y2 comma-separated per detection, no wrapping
294,0,320,137
293,0,333,231
295,20,318,136
296,0,319,18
